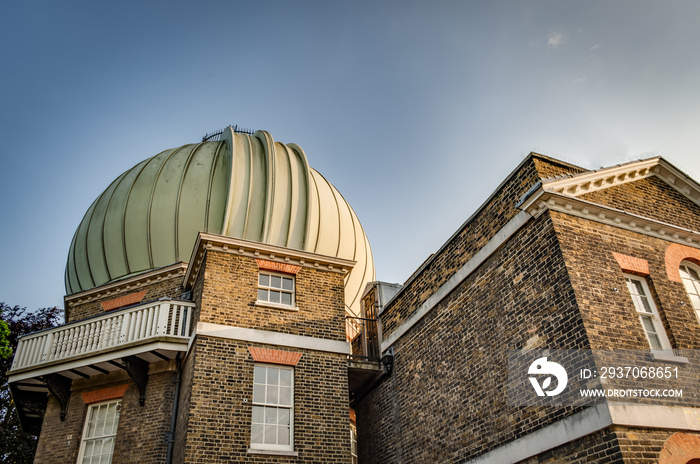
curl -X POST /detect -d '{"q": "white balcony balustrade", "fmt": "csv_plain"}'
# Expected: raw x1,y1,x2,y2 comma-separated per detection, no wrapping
10,299,194,376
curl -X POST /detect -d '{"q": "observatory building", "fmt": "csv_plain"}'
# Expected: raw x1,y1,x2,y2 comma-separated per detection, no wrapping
8,127,700,463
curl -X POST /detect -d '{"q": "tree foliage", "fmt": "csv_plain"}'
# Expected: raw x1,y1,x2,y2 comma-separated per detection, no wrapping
0,303,62,464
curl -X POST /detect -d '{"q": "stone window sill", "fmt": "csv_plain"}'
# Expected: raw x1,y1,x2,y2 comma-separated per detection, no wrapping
247,448,298,456
254,300,299,312
651,351,689,364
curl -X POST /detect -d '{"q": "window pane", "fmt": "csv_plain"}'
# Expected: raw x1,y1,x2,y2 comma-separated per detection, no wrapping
266,385,279,404
258,289,267,301
278,408,290,426
253,384,265,403
265,407,277,425
278,426,290,445
270,291,281,303
251,424,264,443
282,277,294,291
268,368,279,385
252,406,264,423
259,274,269,287
281,292,292,305
264,425,277,444
271,275,282,289
690,294,700,310
254,366,266,384
279,387,292,406
641,315,656,334
279,369,292,387
648,333,662,350
638,295,652,313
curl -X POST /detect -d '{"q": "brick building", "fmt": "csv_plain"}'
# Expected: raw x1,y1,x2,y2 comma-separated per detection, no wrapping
8,128,700,464
355,154,700,463
8,127,374,463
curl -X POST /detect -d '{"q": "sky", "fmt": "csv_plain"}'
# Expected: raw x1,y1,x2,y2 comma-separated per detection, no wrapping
2,0,700,313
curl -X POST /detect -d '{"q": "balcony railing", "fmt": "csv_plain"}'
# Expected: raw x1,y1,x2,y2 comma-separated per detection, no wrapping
10,299,194,373
347,315,380,361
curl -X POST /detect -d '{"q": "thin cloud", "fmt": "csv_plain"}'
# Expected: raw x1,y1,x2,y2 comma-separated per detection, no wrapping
548,32,564,47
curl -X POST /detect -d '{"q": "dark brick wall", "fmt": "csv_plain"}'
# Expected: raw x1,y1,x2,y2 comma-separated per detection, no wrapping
380,154,585,339
357,162,700,464
34,366,177,464
179,336,350,463
519,427,624,464
357,213,590,464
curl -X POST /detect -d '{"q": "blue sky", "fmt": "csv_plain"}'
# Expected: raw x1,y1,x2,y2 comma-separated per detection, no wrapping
2,0,700,312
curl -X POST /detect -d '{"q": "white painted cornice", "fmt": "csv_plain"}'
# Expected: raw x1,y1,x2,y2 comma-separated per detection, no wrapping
520,189,700,247
184,233,356,289
542,157,700,208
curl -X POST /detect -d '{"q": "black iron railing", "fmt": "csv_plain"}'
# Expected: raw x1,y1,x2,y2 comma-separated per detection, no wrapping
202,124,255,142
347,316,380,361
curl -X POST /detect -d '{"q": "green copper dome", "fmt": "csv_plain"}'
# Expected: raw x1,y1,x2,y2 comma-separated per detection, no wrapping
65,127,375,314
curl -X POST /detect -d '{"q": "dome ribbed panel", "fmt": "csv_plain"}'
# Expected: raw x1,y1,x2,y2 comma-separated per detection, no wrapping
103,158,150,279
65,129,374,315
149,145,190,267
309,169,341,257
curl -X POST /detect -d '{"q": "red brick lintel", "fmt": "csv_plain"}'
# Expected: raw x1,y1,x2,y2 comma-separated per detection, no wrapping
612,252,649,276
81,384,129,405
255,259,301,275
101,290,147,312
248,347,302,366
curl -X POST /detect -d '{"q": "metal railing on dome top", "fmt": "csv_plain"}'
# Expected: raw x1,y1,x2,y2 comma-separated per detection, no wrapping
202,124,255,142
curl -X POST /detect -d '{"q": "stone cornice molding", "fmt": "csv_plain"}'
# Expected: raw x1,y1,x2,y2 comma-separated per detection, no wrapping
184,233,356,289
65,263,188,306
521,189,700,248
542,157,700,208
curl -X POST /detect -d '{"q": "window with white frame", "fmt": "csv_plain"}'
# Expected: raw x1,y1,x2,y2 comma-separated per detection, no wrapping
251,364,294,451
679,261,700,325
257,272,295,307
350,421,358,464
77,399,121,464
624,275,671,350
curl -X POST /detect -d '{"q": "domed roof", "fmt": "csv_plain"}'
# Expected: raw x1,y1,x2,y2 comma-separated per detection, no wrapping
65,128,374,314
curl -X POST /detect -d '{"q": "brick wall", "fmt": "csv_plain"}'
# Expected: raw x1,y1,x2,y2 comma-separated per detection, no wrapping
34,364,177,464
357,213,590,463
65,276,184,322
179,336,350,463
380,154,585,339
519,427,624,464
580,175,700,232
197,249,347,341
550,211,700,350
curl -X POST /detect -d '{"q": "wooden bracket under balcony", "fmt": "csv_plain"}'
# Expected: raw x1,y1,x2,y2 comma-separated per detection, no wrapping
43,373,72,421
122,356,149,406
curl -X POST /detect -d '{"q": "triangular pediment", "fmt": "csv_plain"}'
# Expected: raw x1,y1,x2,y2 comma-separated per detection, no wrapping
541,157,700,209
